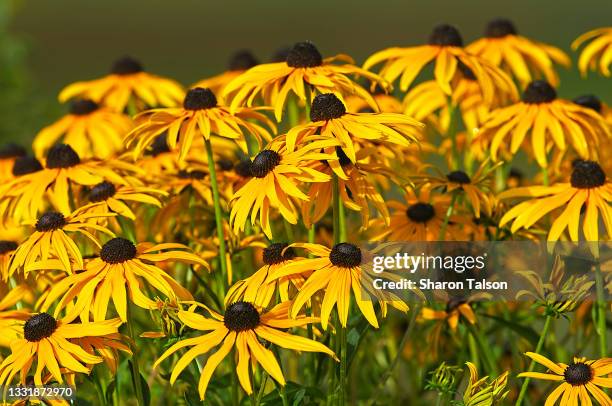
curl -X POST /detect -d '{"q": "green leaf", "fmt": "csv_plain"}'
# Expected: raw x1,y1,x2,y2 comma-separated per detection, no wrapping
128,360,152,406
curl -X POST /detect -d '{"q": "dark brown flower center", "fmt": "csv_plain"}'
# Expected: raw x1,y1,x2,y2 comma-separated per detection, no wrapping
564,362,593,386
310,93,346,122
89,181,117,202
263,242,296,265
573,94,602,113
0,241,18,254
406,203,435,223
446,170,471,184
224,301,260,332
100,237,137,264
70,99,99,115
235,159,253,178
178,169,207,180
12,156,43,176
251,150,281,178
24,313,57,342
183,87,218,110
111,56,144,75
228,50,258,71
428,24,463,47
35,212,66,232
485,18,518,38
46,144,81,169
570,160,605,189
522,80,557,104
286,41,323,68
329,243,362,268
0,143,26,159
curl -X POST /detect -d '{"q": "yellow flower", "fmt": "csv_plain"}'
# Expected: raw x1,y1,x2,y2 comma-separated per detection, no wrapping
518,352,612,405
59,56,185,112
34,99,133,159
0,143,26,181
467,18,570,86
499,160,611,241
419,298,477,332
125,87,274,161
193,50,259,94
154,301,336,399
572,27,612,77
364,24,517,104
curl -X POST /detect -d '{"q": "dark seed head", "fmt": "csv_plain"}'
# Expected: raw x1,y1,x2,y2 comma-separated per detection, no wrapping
446,170,471,184
12,156,43,176
24,313,57,342
564,362,593,386
46,144,81,169
485,18,518,38
329,243,362,268
286,41,323,68
217,158,234,172
251,150,281,178
100,237,137,264
263,242,296,265
522,80,557,104
35,212,66,232
573,94,602,113
178,169,207,180
183,87,218,110
224,301,260,332
235,159,253,178
271,46,291,63
111,56,144,75
406,202,436,223
70,99,99,115
310,93,346,122
228,50,258,71
89,181,117,202
146,133,171,156
570,160,606,189
0,241,18,254
0,143,26,159
428,24,463,47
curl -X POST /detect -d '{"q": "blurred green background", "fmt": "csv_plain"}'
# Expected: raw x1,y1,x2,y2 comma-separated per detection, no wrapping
1,0,611,145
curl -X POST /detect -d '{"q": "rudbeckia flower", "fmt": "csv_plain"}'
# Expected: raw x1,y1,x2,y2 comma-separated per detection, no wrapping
286,93,423,163
125,87,274,161
572,27,612,77
499,160,612,241
473,80,610,168
7,209,114,277
364,24,517,104
42,238,207,321
223,41,390,121
230,137,335,238
226,242,306,307
518,353,612,405
59,56,185,113
34,99,132,159
0,312,122,388
194,50,259,94
467,18,570,86
0,143,26,181
419,297,477,332
0,284,30,347
270,243,409,329
153,301,336,399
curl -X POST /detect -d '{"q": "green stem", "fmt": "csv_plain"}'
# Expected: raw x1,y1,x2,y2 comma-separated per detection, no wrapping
541,167,549,186
438,193,458,240
126,303,145,406
332,174,341,245
254,372,268,406
516,315,553,406
204,138,229,295
339,326,347,406
466,322,498,376
594,252,607,358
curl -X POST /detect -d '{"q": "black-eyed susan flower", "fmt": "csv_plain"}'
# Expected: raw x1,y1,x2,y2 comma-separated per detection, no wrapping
125,87,274,161
0,143,26,181
518,353,612,405
8,209,114,277
73,330,131,375
226,242,306,307
194,50,259,94
499,160,611,241
59,56,185,113
572,27,612,77
0,313,122,393
419,298,477,332
467,18,570,86
270,243,409,329
230,138,335,238
473,80,610,168
286,93,423,163
34,99,132,159
223,41,390,121
364,24,517,104
0,284,30,347
154,301,337,399
42,238,206,322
